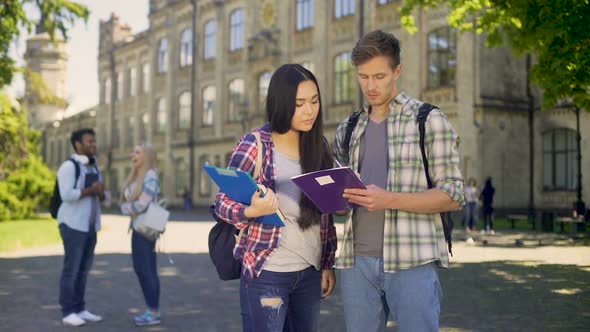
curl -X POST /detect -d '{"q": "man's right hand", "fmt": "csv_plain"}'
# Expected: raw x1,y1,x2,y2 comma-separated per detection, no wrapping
244,185,279,218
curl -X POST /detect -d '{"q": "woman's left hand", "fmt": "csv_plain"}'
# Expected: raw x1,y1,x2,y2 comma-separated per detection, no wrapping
321,269,336,298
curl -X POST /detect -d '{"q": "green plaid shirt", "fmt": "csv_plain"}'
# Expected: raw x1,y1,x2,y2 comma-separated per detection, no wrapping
333,92,465,272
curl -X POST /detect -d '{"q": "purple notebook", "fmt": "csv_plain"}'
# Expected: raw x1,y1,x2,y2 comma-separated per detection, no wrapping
290,167,366,214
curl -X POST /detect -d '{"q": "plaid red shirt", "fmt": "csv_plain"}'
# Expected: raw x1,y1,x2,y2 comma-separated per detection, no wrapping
214,123,337,278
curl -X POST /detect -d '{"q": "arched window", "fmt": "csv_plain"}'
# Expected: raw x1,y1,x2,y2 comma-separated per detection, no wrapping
158,38,168,73
427,27,457,88
228,79,245,122
229,9,245,51
543,129,577,190
334,52,354,104
129,67,137,96
178,92,191,129
157,98,166,133
180,29,193,67
258,71,272,111
142,63,150,92
204,20,217,59
202,86,215,126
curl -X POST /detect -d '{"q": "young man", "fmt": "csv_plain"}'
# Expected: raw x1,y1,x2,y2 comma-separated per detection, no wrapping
333,30,464,331
57,128,105,326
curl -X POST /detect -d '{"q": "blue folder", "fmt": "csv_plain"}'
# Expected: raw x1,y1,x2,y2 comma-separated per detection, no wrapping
203,164,286,227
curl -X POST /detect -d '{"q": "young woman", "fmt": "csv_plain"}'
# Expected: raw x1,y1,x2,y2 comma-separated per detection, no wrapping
120,143,162,326
214,64,337,332
480,177,496,235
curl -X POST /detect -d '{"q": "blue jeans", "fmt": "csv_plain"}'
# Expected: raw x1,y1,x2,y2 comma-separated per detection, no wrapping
240,266,321,332
58,223,97,317
340,257,442,332
132,231,160,310
465,202,479,230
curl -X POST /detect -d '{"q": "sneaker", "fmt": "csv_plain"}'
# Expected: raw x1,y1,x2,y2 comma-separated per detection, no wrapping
488,229,496,235
134,310,161,326
77,310,102,322
480,229,486,235
466,237,475,245
62,313,85,326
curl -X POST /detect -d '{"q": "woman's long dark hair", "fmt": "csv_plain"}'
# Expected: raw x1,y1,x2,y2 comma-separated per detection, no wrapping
266,64,333,230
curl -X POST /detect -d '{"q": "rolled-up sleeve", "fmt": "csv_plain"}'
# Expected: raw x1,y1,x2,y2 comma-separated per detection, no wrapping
57,161,81,202
120,170,160,215
426,109,465,205
332,119,349,167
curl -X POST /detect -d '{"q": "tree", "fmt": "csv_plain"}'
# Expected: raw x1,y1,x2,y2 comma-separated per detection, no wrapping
0,0,89,88
0,0,88,220
400,0,590,110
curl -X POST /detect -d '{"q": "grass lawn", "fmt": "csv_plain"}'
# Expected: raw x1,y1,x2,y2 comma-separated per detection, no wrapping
0,218,61,252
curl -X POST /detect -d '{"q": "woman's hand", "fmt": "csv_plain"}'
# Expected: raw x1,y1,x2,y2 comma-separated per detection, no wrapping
244,185,279,218
321,269,336,298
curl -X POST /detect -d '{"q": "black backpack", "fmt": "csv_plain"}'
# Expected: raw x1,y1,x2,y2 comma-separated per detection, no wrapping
49,159,80,219
342,103,455,256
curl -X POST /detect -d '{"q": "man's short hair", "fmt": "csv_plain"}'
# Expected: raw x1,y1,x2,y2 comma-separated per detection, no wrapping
352,30,401,70
70,128,95,151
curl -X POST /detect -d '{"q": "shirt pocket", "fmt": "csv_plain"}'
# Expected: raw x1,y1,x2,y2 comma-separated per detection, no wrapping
400,138,422,164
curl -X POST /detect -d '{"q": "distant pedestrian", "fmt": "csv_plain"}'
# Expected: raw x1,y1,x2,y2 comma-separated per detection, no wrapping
120,143,162,326
464,178,479,233
182,187,192,211
480,177,495,235
57,128,105,326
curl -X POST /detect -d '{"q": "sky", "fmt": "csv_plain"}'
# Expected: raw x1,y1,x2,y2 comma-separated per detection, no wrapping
8,0,149,116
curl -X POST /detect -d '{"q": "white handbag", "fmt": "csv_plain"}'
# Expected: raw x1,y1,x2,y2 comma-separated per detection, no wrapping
132,201,170,241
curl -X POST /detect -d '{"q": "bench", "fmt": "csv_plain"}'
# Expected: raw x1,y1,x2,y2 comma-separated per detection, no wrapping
506,214,534,230
554,216,585,233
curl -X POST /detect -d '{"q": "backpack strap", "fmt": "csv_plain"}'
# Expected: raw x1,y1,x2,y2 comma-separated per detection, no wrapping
417,103,454,256
68,158,81,189
237,131,264,242
343,108,364,157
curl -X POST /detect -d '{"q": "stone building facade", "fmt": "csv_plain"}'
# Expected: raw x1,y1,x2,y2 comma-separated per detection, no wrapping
32,0,589,216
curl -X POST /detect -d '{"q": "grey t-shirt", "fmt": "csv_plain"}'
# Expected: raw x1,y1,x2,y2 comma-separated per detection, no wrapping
352,119,388,257
263,150,322,272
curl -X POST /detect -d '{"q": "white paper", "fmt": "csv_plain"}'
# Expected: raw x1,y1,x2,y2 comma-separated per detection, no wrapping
315,175,335,186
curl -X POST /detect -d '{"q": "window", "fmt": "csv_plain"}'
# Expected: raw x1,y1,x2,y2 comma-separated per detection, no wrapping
378,0,396,4
157,98,167,133
259,71,272,111
126,116,135,145
178,92,191,129
204,20,217,59
175,158,188,194
110,171,119,199
230,9,245,51
427,27,457,88
202,86,215,126
180,28,193,67
334,52,355,104
129,67,137,97
103,78,111,104
543,129,577,190
117,72,124,100
296,0,314,31
142,63,150,92
334,0,354,18
158,38,168,73
199,154,211,195
140,112,149,141
228,79,245,122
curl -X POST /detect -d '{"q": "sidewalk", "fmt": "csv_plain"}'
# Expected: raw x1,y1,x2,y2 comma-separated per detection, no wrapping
1,214,589,331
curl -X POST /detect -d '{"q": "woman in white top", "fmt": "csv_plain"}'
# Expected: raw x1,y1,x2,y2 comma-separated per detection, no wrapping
120,143,162,326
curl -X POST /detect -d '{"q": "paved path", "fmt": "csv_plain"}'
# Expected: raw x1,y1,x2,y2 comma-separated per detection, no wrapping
1,212,589,331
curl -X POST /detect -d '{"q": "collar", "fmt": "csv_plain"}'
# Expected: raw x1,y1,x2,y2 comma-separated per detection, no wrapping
256,123,273,143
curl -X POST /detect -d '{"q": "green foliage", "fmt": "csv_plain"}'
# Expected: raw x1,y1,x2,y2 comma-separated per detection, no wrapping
0,218,61,252
0,0,89,88
0,93,54,220
400,0,590,110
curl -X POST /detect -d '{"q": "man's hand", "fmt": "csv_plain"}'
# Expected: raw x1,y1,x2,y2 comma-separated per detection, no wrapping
343,184,392,212
321,269,336,298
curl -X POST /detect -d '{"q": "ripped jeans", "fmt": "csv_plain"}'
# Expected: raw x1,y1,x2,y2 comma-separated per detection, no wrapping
240,266,321,332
